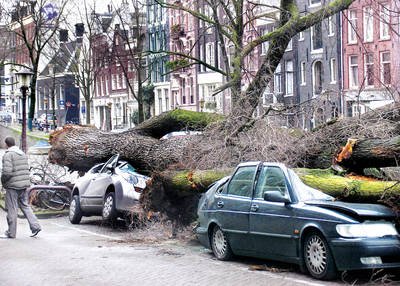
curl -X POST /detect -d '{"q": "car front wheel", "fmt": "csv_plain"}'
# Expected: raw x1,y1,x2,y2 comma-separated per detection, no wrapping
102,192,117,223
69,195,83,224
211,225,233,261
304,232,337,280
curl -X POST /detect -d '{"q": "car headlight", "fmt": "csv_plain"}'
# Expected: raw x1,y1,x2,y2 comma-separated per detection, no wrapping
120,171,138,185
336,222,398,238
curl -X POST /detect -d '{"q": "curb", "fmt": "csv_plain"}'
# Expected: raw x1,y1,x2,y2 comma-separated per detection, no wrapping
0,124,50,141
0,199,68,219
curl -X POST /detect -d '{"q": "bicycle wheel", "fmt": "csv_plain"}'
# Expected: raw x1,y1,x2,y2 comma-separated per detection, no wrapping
37,190,65,211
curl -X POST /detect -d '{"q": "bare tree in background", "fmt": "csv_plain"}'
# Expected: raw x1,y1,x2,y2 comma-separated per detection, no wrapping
154,0,358,134
1,0,69,130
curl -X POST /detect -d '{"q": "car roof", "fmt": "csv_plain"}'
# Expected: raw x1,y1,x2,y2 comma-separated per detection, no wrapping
236,161,288,169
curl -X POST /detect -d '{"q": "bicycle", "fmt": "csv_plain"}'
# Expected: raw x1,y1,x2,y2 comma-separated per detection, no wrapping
29,185,71,211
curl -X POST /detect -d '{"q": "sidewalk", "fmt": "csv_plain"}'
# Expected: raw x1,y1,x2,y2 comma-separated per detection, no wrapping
1,123,51,141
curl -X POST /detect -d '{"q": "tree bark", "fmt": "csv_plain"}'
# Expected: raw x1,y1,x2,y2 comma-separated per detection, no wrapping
334,137,400,173
139,167,400,226
48,124,194,172
134,109,224,138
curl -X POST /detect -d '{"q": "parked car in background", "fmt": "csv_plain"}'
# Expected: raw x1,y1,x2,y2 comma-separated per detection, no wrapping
69,154,150,225
160,131,202,140
37,114,58,130
197,161,400,280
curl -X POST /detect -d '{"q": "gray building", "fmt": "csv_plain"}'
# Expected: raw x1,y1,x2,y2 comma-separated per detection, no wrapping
147,0,170,115
295,0,342,129
36,38,80,126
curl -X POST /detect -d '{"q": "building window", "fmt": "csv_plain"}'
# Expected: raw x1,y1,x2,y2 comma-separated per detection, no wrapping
312,61,323,95
261,28,270,54
363,7,373,42
380,3,390,40
381,51,391,85
311,22,323,52
328,16,334,36
205,42,215,71
274,63,282,93
348,9,357,44
298,31,304,41
349,55,359,89
364,53,374,87
285,60,293,96
300,62,306,85
285,39,293,51
330,58,337,83
309,0,321,6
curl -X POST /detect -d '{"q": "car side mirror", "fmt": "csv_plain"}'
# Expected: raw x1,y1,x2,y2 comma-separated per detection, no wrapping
263,190,291,204
106,163,115,172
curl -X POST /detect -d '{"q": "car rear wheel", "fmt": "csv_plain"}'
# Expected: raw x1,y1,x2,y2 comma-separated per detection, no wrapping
304,232,337,280
211,225,233,261
102,192,117,223
69,195,82,224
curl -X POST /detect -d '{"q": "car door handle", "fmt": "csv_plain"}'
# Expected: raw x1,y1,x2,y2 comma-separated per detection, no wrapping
251,204,259,212
217,201,224,208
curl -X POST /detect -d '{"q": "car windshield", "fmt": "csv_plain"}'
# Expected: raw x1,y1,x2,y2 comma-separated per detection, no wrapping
288,168,333,201
118,162,137,173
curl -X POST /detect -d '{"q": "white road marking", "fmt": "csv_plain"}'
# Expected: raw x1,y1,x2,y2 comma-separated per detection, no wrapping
236,262,329,286
51,222,123,241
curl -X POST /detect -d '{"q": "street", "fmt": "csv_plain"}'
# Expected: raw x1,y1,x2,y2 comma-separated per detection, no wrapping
1,211,398,286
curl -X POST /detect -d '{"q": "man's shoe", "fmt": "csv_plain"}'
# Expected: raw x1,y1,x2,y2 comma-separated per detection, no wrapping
30,229,41,237
0,231,13,239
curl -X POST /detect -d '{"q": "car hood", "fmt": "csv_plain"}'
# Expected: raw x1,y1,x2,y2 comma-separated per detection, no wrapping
304,200,397,218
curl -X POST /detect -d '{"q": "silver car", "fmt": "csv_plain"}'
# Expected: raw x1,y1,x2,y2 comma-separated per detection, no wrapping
69,154,150,224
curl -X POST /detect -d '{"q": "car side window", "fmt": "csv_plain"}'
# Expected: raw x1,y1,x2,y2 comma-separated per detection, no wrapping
254,166,289,199
227,166,257,197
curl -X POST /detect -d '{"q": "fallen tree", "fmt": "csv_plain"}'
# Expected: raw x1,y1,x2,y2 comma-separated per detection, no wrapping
139,167,400,224
47,104,400,225
333,137,400,173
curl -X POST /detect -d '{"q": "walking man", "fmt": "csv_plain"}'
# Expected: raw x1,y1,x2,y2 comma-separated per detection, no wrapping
1,137,41,238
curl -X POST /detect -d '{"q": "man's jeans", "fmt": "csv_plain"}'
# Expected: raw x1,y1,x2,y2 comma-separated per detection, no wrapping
5,188,41,238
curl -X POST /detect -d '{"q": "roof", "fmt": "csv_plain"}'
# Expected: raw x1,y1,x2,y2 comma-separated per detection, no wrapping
40,41,78,76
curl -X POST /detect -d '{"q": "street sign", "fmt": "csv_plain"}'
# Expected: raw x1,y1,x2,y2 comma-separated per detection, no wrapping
81,106,85,114
65,101,72,108
59,100,65,106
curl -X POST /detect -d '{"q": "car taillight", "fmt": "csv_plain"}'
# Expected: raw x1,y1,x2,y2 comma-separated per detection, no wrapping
134,187,143,193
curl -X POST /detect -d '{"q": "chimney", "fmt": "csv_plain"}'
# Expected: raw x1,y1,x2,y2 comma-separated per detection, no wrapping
59,29,68,42
75,23,84,37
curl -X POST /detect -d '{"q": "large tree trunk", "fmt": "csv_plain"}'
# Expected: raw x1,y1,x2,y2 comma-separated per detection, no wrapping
48,125,194,172
334,137,400,173
48,109,223,171
140,168,400,226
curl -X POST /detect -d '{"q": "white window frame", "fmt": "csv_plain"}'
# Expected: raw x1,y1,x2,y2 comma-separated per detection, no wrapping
380,51,391,86
328,16,335,36
274,63,282,94
363,7,374,42
300,62,306,85
309,0,321,8
330,58,337,84
364,53,374,87
261,28,270,55
285,60,293,96
349,55,359,89
348,9,357,44
298,31,304,41
380,3,390,40
312,61,323,96
285,39,293,51
311,23,323,53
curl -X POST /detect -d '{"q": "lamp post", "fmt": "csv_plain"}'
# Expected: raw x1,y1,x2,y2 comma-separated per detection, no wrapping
15,67,33,153
44,96,49,133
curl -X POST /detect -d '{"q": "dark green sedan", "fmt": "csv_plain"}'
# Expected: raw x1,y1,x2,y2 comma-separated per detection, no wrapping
196,162,400,280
